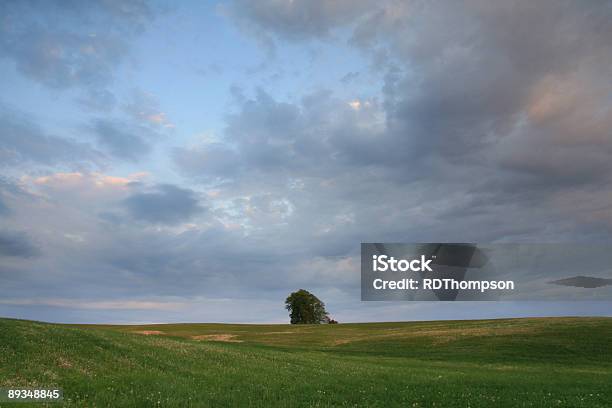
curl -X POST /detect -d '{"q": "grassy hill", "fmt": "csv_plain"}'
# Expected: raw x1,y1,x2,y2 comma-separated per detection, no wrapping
1,317,611,407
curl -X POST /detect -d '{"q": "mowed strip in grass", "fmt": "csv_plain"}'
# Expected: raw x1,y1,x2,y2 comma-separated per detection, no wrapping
1,317,611,407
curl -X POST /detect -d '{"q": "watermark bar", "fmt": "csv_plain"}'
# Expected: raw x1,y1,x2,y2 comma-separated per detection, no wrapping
0,388,63,403
361,243,612,301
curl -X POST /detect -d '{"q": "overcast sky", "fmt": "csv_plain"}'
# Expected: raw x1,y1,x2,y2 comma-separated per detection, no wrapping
1,0,611,324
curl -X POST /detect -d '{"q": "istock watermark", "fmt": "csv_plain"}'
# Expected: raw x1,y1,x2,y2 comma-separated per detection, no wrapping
361,243,612,301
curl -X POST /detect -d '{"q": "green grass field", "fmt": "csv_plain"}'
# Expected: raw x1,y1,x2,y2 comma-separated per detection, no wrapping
1,317,611,407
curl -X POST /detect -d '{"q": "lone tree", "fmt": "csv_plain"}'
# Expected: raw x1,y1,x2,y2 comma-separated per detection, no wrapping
285,289,328,324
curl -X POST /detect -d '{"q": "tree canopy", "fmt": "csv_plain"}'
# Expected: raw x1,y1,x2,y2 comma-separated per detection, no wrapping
285,289,328,324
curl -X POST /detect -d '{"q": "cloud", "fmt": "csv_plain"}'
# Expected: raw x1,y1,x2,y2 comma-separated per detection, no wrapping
218,0,612,229
550,276,612,289
172,143,243,180
0,198,8,216
124,89,175,128
28,172,145,201
77,89,117,112
224,0,373,42
0,230,39,258
226,1,611,148
87,91,173,161
174,89,385,181
90,118,154,161
0,181,13,217
0,106,100,168
123,184,205,225
0,0,154,90
340,71,360,84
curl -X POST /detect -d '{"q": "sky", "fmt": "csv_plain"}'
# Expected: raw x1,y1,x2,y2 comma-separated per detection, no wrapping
1,0,611,324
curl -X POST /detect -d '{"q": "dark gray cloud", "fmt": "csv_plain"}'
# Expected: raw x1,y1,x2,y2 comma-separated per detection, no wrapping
0,230,39,258
371,1,612,187
550,276,612,289
123,184,205,225
0,0,154,90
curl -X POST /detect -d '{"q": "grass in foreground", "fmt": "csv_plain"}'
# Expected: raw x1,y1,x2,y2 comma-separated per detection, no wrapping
1,317,611,407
